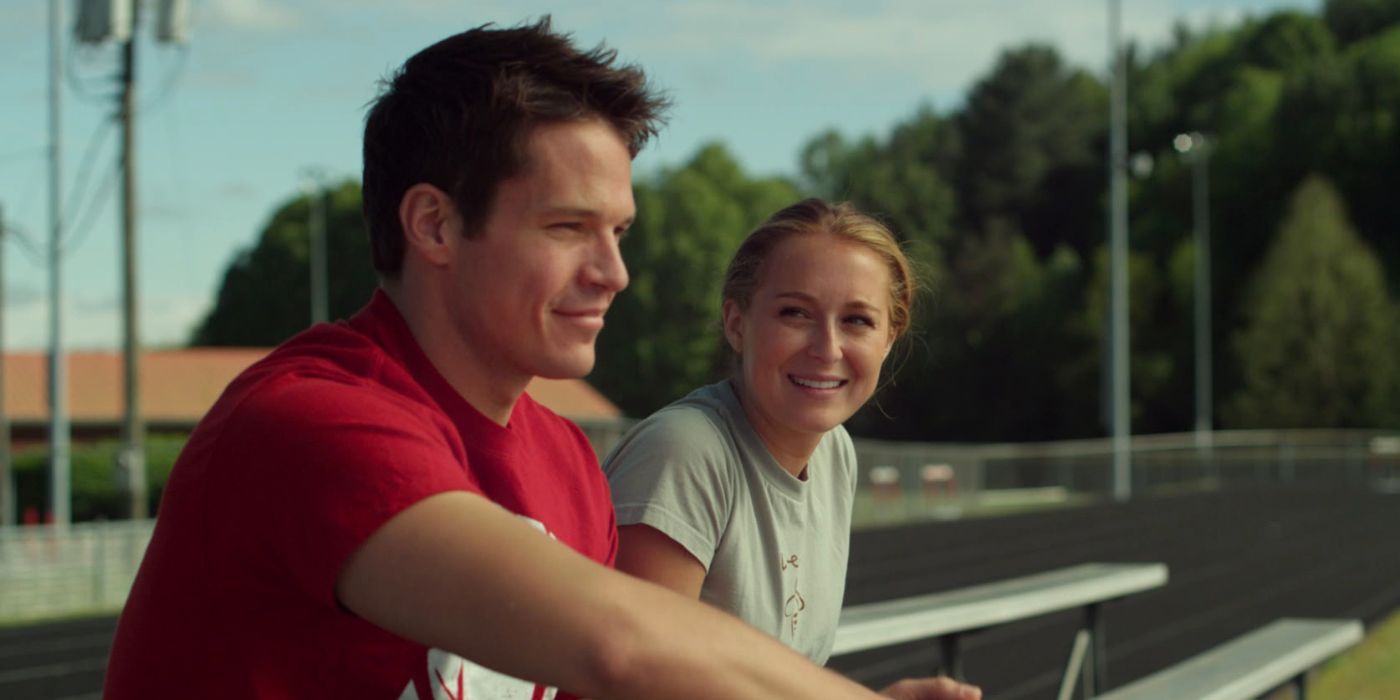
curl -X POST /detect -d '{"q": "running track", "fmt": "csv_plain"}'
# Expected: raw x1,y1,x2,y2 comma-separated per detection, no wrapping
3,486,1397,699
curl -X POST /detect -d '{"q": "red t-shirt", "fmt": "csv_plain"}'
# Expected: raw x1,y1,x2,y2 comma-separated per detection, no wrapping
106,291,617,699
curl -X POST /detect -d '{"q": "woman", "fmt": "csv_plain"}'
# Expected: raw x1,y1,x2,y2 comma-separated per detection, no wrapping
602,198,915,663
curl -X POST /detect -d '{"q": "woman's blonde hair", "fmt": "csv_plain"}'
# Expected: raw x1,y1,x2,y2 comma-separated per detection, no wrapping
721,198,916,339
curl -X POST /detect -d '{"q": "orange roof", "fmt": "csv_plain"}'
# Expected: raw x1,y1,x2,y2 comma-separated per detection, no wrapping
525,377,622,422
4,349,620,425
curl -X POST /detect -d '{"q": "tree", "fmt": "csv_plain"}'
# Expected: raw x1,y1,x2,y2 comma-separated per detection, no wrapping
801,110,961,251
589,144,800,417
192,180,374,346
1324,0,1400,46
1226,176,1400,428
955,44,1106,257
1236,11,1335,73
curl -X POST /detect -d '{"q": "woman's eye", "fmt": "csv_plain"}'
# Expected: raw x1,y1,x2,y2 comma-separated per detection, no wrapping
846,315,876,328
779,307,807,318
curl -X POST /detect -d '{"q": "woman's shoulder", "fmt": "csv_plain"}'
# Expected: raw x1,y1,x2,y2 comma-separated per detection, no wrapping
815,424,860,485
602,383,740,473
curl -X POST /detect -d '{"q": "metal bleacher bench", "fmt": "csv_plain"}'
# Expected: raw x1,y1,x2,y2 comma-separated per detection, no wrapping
833,562,1168,694
1097,618,1363,700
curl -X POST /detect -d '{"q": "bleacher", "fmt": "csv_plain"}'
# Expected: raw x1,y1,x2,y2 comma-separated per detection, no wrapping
2,487,1397,698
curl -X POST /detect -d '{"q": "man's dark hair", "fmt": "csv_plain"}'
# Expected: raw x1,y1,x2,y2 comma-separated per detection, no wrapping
361,17,669,277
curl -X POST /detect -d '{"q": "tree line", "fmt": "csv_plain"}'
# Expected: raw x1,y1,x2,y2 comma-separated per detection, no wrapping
192,0,1400,441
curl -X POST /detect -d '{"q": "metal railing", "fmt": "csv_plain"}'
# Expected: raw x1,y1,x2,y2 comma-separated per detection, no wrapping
849,429,1400,528
1,429,1394,623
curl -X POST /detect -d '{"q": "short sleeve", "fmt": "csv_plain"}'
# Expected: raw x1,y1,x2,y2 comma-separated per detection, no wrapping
601,407,736,570
839,427,859,494
207,372,477,607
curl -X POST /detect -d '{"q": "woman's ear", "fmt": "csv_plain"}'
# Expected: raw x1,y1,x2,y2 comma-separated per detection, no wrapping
721,298,745,354
398,183,459,268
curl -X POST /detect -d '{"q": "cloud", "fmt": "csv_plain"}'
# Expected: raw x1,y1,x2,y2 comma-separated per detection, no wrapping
5,293,211,350
202,0,302,33
641,0,1271,93
4,284,41,305
217,181,258,200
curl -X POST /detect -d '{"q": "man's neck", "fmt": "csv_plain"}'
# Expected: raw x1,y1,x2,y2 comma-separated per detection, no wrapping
381,284,528,426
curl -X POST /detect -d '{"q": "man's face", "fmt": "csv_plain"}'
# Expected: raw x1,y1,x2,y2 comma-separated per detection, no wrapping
447,119,634,387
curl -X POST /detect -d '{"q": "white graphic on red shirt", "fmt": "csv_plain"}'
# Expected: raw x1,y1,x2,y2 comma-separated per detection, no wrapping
396,516,559,699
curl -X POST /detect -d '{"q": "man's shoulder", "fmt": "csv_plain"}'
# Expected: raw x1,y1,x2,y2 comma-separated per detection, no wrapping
212,323,440,435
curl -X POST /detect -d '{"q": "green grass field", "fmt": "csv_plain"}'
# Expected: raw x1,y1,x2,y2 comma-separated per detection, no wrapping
1310,606,1400,699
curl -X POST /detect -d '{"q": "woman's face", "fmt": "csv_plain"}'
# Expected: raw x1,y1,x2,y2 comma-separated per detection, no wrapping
724,232,895,452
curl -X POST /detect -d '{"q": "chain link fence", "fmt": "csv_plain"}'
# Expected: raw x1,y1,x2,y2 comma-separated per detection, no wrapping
1,429,1395,623
0,520,153,625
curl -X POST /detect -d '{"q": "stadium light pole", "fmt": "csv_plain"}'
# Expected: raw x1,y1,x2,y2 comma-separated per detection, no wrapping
1107,0,1132,503
1174,132,1213,451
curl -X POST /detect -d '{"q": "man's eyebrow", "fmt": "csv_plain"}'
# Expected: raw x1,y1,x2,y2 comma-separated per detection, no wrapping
540,207,635,228
540,206,596,219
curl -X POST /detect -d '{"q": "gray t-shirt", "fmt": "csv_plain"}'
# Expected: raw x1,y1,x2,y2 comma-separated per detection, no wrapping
602,381,857,664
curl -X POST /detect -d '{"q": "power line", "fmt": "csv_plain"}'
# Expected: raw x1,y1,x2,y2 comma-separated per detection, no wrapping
65,40,122,105
61,113,119,238
62,160,119,257
140,43,192,114
0,220,47,266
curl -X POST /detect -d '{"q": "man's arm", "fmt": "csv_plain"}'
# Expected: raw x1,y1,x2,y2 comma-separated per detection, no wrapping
337,490,883,699
612,523,981,700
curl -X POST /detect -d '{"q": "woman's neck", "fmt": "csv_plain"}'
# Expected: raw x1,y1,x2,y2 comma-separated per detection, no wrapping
729,379,819,479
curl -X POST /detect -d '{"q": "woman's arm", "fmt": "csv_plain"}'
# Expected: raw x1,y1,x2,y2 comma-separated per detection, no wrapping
615,524,707,597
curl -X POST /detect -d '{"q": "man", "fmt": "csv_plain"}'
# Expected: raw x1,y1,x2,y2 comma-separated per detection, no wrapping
106,18,979,700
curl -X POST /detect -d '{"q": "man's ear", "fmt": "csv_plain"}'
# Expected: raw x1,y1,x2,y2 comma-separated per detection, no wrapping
398,183,459,267
721,298,745,353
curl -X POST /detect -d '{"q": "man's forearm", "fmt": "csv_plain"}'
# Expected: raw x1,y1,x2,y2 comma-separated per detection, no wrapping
338,491,881,699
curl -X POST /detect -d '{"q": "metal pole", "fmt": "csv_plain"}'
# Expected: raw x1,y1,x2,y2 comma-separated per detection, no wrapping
0,203,11,528
120,1,147,520
49,0,71,528
937,633,964,681
1192,139,1212,450
1108,0,1132,501
308,177,328,325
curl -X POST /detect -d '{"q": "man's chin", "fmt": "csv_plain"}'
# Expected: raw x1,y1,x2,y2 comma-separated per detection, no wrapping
532,352,596,381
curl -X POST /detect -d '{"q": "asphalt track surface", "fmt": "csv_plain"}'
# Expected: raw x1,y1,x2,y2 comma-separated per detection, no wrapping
3,486,1398,699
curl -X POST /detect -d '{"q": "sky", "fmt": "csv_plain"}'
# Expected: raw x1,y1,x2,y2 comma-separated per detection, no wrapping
1,0,1318,351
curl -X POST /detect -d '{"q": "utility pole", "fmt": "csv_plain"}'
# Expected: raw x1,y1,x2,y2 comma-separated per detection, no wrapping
50,0,71,528
74,0,189,520
305,171,328,326
0,203,11,528
119,0,147,520
1107,0,1132,503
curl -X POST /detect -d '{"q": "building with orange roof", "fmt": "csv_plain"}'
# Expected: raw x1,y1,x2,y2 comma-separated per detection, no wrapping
3,349,625,451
